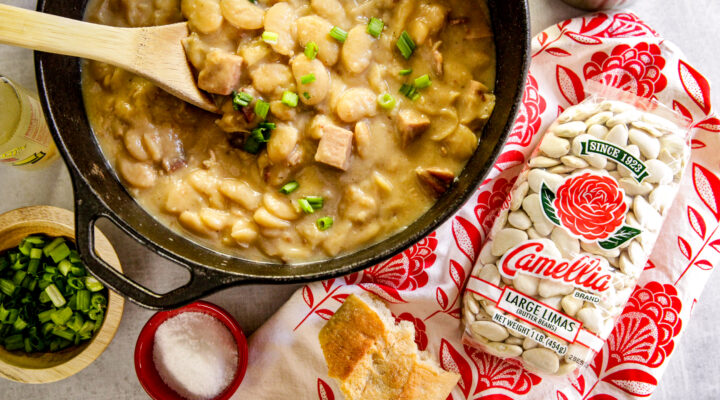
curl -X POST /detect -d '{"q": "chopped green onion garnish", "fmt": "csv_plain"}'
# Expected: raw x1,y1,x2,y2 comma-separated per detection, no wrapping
303,92,311,100
367,17,384,38
24,236,45,246
329,26,348,42
414,74,432,89
0,279,15,296
12,270,26,286
316,216,334,231
50,307,72,326
399,68,413,76
58,259,72,276
399,83,420,101
281,91,299,107
67,315,84,332
29,248,42,260
88,308,103,322
396,31,416,59
232,91,254,110
51,326,74,341
42,238,64,257
49,243,70,263
67,276,84,290
305,41,318,60
0,234,109,353
13,315,27,331
254,99,270,120
377,93,396,110
262,31,279,44
91,293,107,309
78,321,95,336
298,198,315,214
76,290,91,312
45,284,66,308
279,181,300,194
38,290,51,303
305,196,324,209
300,73,316,84
38,309,55,324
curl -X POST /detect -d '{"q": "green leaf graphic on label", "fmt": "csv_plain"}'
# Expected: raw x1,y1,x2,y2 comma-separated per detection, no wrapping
598,225,642,249
540,182,560,226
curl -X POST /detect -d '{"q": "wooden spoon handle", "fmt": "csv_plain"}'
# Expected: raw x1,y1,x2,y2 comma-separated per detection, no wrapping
0,4,134,67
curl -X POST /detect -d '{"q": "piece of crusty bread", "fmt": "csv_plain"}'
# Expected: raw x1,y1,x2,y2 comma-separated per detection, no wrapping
319,293,460,400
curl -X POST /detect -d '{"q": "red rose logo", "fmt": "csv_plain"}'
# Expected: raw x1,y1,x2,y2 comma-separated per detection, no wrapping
554,173,627,241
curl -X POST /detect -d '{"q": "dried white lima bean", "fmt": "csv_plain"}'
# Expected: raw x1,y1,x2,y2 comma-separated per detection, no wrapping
539,134,571,158
529,156,560,168
485,342,523,358
513,274,539,297
553,121,587,138
561,294,583,317
522,348,560,374
471,321,510,341
508,210,532,230
491,228,528,257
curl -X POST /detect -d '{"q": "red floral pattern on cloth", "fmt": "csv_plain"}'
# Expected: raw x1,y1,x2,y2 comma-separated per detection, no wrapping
474,178,516,239
583,42,667,98
349,234,438,291
604,282,682,370
508,72,547,146
554,173,627,241
440,340,542,399
577,282,683,399
395,312,429,351
231,12,720,400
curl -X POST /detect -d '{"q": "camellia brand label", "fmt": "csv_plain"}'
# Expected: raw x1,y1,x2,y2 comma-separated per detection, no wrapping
498,241,613,294
492,312,568,356
496,287,581,343
579,138,648,182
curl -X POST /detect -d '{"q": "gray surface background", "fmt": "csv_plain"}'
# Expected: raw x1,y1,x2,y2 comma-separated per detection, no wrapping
0,0,718,398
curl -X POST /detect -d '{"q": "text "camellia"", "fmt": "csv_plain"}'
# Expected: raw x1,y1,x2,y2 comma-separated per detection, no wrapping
499,241,612,293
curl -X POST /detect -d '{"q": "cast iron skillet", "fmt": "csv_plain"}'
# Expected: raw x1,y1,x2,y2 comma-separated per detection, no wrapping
35,0,530,310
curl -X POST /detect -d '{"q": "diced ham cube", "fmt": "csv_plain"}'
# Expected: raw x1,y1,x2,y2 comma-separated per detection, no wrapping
315,125,354,170
397,109,431,147
416,167,455,196
198,49,244,95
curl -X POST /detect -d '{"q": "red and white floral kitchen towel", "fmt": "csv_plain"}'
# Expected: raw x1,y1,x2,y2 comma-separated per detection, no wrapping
233,12,719,400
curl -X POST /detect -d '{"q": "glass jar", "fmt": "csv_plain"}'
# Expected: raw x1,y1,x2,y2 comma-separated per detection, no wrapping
560,0,637,11
0,75,58,169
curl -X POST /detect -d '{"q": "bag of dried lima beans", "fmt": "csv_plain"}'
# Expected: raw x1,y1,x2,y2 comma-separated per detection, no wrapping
462,82,691,376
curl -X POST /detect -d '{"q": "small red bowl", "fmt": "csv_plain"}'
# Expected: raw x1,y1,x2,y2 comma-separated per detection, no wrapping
134,301,249,400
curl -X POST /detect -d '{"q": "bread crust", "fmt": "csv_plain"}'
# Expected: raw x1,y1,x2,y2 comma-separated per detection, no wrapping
319,294,460,400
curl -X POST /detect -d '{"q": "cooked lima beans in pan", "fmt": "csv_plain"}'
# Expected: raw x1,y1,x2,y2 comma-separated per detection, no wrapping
82,0,496,262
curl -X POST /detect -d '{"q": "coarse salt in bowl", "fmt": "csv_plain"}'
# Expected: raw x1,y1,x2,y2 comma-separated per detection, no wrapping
134,301,248,400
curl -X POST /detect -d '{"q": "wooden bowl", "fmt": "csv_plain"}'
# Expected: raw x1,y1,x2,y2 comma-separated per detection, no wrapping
0,206,125,383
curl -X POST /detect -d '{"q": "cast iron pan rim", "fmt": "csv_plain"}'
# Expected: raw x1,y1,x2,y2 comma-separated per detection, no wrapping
35,0,531,308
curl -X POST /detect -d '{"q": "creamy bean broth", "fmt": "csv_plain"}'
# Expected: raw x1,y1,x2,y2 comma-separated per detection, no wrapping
82,0,496,262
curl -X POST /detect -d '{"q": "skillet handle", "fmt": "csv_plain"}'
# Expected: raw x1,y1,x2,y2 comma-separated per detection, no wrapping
73,180,247,310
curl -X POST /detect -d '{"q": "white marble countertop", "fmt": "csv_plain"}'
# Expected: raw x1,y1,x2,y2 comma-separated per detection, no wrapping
1,0,719,398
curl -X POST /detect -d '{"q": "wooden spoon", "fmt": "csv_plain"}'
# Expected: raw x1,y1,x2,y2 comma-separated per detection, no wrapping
0,4,217,113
